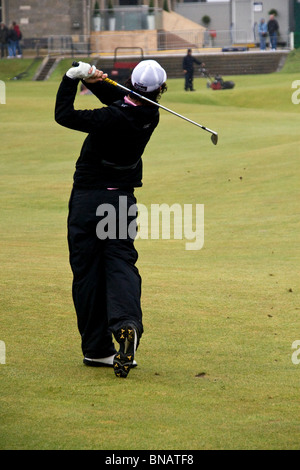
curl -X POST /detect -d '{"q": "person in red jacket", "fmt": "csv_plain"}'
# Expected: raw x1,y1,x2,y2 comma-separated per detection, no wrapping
13,21,22,58
55,60,167,378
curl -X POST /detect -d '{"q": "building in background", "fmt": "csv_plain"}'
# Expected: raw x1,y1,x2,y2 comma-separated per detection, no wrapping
0,0,91,36
0,1,168,36
176,0,294,47
0,0,295,49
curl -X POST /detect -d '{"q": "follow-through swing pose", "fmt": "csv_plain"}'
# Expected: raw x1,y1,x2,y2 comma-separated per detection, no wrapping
55,60,167,378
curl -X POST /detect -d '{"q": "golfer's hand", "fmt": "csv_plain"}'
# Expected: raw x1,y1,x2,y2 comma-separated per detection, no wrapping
84,68,108,83
66,61,97,80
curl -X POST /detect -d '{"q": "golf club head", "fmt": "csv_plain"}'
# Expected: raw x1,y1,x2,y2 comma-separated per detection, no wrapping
211,133,218,145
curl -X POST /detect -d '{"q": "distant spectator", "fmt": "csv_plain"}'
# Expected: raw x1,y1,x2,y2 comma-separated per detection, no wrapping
7,24,18,58
0,23,8,59
13,21,23,58
258,18,267,51
267,14,279,51
182,48,204,92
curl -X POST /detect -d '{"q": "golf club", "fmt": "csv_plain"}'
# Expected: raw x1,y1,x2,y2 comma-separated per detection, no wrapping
72,61,218,145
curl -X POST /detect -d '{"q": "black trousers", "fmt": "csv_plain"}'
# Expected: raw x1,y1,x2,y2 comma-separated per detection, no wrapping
67,187,143,358
184,70,194,90
0,42,7,59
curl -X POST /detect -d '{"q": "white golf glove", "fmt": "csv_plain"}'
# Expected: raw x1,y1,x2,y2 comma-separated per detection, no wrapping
66,61,96,80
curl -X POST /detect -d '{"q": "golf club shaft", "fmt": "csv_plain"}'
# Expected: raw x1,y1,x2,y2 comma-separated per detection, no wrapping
72,61,218,144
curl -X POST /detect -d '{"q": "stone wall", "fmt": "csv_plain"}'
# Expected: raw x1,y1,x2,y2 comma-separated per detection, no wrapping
2,0,85,37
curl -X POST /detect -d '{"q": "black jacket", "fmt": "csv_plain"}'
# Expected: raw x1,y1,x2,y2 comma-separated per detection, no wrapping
0,25,8,43
267,19,279,35
7,28,18,41
182,55,202,72
55,75,160,189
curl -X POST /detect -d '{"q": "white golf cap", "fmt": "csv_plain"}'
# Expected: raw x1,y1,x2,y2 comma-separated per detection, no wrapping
131,60,167,92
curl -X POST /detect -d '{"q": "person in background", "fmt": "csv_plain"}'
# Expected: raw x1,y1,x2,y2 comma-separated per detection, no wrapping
182,49,204,92
7,24,18,58
258,18,268,51
13,21,23,58
0,23,8,59
267,14,279,51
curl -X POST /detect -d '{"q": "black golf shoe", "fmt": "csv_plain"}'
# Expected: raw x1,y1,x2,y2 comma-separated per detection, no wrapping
113,326,138,378
83,355,137,368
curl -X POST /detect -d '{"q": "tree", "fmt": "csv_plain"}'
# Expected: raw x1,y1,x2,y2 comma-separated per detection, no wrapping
93,0,100,17
108,0,114,15
202,15,211,27
149,0,155,15
268,8,278,17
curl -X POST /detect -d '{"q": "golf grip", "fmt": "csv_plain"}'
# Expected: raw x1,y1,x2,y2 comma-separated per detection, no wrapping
71,61,218,145
72,61,119,88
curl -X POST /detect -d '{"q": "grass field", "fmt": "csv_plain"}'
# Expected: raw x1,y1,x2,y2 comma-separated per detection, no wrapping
0,55,299,450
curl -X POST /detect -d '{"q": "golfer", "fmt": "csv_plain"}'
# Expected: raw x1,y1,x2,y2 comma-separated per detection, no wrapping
55,60,167,378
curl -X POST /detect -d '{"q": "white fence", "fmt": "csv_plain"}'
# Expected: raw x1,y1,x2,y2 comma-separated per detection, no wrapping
35,30,291,56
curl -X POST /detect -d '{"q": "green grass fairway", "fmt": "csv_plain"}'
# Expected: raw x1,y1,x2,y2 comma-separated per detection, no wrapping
0,58,43,81
0,62,299,450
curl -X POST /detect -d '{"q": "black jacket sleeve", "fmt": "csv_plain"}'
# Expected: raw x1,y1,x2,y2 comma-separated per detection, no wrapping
194,58,202,66
82,78,125,105
55,75,122,134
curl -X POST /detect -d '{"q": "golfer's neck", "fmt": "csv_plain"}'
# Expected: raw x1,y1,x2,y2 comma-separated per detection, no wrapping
125,95,142,106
